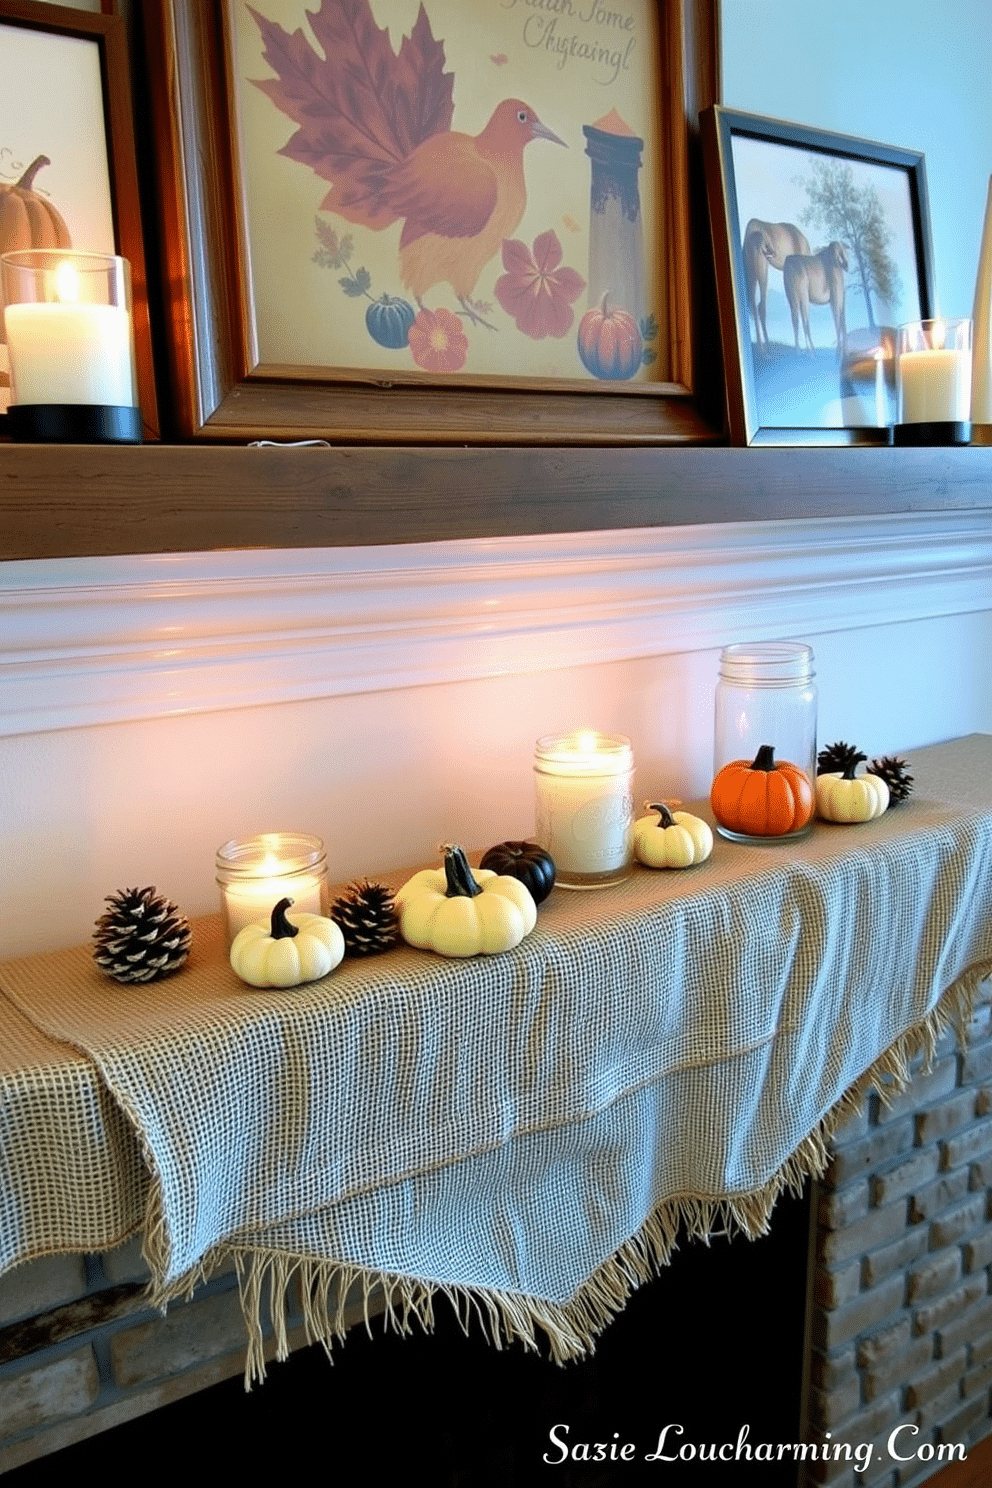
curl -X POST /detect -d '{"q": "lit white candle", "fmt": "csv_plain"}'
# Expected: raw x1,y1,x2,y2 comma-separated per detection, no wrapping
3,258,136,406
874,348,887,428
898,349,970,423
897,319,971,424
534,730,634,886
215,832,329,943
221,857,325,938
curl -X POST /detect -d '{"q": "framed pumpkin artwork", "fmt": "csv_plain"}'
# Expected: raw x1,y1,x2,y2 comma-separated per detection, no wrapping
144,0,718,443
0,0,158,435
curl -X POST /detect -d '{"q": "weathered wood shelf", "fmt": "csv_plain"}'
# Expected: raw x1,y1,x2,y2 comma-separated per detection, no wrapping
2,442,991,561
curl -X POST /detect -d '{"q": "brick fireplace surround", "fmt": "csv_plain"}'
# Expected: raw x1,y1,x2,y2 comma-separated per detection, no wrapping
2,976,991,1483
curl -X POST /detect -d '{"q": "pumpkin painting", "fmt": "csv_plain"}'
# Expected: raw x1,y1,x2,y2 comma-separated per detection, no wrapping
365,293,416,349
0,155,71,346
0,155,71,255
711,744,814,838
576,293,643,380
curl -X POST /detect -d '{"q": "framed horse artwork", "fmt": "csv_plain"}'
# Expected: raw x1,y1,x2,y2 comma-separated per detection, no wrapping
702,106,935,447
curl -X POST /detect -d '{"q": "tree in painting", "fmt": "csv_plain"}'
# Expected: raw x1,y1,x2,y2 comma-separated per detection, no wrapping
797,157,902,329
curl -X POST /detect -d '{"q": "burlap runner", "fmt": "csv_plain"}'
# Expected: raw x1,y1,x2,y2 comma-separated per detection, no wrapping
3,736,992,1375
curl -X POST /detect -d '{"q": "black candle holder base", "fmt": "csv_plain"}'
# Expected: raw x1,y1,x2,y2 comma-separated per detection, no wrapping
892,420,971,447
4,403,142,444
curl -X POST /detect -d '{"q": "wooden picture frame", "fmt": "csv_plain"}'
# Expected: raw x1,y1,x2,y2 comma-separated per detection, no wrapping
144,0,718,444
701,105,935,447
0,0,158,438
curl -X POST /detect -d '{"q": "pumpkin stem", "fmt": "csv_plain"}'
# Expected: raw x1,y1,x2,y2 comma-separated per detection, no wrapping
751,744,778,772
441,844,483,899
16,154,50,191
647,802,676,828
841,752,868,780
269,897,299,939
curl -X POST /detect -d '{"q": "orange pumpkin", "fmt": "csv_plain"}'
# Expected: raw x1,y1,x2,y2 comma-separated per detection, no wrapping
576,293,643,380
711,743,814,837
0,155,71,255
0,156,71,349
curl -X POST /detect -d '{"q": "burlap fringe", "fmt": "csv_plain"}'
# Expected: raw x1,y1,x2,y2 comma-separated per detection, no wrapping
151,966,991,1388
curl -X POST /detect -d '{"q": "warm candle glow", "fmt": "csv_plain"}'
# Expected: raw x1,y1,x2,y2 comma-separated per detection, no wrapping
54,261,78,303
534,732,634,885
2,251,138,408
215,832,329,943
897,317,972,426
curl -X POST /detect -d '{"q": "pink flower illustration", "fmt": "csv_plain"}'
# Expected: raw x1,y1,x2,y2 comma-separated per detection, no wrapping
408,307,469,373
494,230,585,340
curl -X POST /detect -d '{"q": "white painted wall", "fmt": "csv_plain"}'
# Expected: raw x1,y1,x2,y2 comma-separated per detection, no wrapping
1,3,990,959
2,513,990,957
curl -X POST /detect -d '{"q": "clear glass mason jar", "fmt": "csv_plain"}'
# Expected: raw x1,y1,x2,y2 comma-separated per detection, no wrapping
215,831,329,944
712,642,817,843
534,731,634,888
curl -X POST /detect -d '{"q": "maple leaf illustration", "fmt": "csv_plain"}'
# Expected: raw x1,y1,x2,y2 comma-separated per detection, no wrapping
249,0,454,230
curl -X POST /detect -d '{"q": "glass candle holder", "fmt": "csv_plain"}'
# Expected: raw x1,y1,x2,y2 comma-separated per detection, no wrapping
894,317,972,446
712,642,817,844
0,248,141,443
215,832,329,945
534,731,634,888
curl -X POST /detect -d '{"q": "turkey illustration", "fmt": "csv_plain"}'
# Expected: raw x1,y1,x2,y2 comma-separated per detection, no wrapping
249,0,567,327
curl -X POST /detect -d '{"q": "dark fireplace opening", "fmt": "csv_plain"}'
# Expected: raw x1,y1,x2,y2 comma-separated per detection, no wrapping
6,1186,812,1487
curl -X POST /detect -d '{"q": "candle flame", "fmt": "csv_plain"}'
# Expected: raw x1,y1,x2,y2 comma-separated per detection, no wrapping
54,262,79,304
575,729,599,752
931,319,946,350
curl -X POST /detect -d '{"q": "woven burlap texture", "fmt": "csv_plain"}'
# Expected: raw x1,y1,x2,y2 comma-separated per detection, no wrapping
3,737,992,1383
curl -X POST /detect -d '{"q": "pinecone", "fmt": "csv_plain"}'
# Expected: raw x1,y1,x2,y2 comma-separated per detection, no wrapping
817,740,864,775
331,879,399,957
92,886,191,984
869,755,915,803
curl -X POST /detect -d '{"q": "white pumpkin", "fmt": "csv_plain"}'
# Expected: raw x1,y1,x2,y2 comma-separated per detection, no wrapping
395,844,537,957
230,897,345,987
633,802,714,868
816,765,890,823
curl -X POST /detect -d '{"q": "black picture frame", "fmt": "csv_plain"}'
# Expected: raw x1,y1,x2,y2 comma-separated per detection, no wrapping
701,105,935,447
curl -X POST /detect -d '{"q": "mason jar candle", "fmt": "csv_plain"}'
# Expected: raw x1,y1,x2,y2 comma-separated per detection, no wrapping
712,642,817,843
534,731,634,887
215,832,329,944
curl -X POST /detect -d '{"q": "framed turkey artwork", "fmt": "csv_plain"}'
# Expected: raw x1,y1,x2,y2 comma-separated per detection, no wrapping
0,0,158,436
145,0,718,443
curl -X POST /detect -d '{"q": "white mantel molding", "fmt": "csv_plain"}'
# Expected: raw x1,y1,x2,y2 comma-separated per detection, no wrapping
2,510,990,737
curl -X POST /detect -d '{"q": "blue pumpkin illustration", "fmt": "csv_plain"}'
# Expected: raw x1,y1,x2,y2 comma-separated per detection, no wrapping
365,294,416,349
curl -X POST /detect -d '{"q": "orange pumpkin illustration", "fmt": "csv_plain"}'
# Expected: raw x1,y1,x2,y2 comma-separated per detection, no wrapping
0,155,72,348
0,155,71,254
